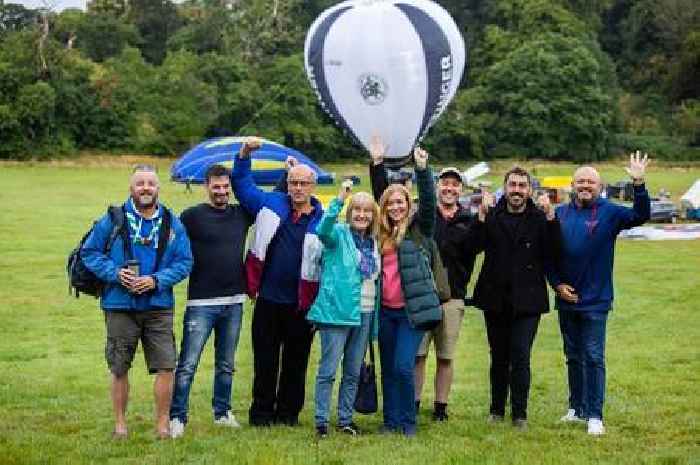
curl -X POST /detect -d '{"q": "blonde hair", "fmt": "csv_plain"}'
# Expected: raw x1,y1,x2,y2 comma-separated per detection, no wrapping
345,191,379,237
378,184,413,253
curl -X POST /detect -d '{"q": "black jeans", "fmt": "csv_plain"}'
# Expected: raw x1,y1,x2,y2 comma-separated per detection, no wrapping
484,308,540,420
249,297,315,425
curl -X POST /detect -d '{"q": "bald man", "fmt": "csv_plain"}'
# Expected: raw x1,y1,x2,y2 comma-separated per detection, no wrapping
548,152,650,435
231,138,324,427
82,164,193,439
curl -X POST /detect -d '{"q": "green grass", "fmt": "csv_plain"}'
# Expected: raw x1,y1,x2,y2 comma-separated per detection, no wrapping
0,158,698,465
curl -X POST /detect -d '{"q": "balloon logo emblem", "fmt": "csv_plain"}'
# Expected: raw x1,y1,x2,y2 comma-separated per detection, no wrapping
358,74,388,106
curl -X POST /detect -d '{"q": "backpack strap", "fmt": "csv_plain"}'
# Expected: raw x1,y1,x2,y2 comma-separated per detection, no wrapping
155,208,172,270
106,205,130,259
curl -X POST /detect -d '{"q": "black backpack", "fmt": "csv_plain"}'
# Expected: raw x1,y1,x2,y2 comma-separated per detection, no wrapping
67,206,127,298
67,205,173,298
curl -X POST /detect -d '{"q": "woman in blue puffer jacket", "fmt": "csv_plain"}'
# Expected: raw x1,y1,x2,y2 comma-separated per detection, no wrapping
307,181,380,438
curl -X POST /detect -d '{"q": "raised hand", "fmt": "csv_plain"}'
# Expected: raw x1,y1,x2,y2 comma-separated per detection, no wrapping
537,193,555,220
338,179,353,202
285,156,298,171
555,283,579,303
413,147,429,170
239,136,263,159
478,189,495,222
369,134,387,166
625,150,650,184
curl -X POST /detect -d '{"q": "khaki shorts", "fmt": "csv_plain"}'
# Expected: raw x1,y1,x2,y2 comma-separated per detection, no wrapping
104,310,176,376
416,299,465,360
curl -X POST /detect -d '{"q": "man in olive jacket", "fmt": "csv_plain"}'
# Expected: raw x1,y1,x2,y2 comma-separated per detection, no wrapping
467,166,559,430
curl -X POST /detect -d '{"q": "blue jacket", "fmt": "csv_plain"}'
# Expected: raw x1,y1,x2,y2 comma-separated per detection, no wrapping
549,185,650,312
82,201,193,311
307,197,380,332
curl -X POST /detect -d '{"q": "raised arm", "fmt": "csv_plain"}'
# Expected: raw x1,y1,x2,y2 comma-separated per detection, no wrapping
316,180,354,248
231,137,267,215
368,134,389,201
413,147,436,237
616,151,651,232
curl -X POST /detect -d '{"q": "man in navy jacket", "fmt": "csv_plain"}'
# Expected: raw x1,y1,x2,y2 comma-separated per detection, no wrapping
82,165,192,439
549,152,650,435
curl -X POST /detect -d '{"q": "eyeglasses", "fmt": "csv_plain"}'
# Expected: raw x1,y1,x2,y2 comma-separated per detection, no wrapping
288,179,313,187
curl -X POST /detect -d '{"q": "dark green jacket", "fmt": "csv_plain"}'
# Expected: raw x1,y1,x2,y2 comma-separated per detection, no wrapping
395,167,449,329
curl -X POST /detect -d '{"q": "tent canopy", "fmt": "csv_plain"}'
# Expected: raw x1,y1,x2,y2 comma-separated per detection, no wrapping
171,137,335,185
681,179,700,209
540,176,573,189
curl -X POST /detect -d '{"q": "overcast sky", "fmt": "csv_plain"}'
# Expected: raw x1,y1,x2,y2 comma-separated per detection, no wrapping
13,0,88,11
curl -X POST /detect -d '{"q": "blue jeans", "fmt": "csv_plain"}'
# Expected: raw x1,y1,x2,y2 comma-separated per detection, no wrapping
170,304,243,422
558,310,608,420
314,313,372,428
378,308,425,434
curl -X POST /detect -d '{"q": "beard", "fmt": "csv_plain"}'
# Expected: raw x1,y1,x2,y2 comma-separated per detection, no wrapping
506,193,524,208
133,192,157,210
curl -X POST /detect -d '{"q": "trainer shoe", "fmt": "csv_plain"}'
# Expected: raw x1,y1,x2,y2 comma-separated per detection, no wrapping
560,409,585,423
587,418,605,436
214,411,241,428
316,425,328,439
487,414,504,424
169,418,185,439
512,418,528,432
337,422,360,435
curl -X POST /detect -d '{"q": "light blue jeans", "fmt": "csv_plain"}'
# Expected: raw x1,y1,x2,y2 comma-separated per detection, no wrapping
170,304,243,422
314,312,372,428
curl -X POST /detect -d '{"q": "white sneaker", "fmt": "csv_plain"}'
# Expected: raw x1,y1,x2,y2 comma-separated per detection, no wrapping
560,408,585,423
214,411,241,428
587,418,606,436
170,418,185,438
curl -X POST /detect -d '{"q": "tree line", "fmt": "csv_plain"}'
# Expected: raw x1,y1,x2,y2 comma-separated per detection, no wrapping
0,0,698,162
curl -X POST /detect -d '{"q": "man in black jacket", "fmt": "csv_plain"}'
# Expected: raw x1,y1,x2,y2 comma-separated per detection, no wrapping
369,144,476,422
469,166,559,430
169,165,253,438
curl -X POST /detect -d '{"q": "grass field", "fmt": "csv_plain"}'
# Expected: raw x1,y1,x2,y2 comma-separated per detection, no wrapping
0,157,698,465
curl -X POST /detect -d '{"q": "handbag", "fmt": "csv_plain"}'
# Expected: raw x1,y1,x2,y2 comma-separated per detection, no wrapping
354,340,378,414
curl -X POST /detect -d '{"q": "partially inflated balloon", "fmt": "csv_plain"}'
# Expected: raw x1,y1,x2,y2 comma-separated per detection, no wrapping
304,0,466,166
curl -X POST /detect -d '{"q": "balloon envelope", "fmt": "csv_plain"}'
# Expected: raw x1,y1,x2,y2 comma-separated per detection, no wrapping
171,137,335,185
305,0,466,166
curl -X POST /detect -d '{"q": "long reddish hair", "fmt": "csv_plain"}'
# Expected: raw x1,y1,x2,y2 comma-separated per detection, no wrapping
378,184,413,253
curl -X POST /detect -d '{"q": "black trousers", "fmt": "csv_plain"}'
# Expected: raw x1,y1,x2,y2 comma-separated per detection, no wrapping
484,307,540,420
249,297,314,425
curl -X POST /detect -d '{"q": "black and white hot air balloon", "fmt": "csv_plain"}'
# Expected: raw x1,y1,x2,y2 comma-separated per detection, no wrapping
304,0,466,166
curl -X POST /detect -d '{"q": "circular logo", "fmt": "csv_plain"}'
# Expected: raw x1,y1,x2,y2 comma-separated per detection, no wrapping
358,74,388,105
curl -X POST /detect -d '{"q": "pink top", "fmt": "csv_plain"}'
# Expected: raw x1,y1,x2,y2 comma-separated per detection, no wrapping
382,250,405,309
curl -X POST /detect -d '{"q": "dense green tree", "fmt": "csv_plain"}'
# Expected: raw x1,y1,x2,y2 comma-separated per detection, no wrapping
129,0,184,65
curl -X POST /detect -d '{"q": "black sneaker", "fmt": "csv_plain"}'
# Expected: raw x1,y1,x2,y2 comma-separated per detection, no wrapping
316,425,328,438
337,422,360,435
432,410,449,421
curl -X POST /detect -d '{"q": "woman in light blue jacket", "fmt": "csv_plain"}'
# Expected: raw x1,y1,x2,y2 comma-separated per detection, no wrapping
307,182,380,438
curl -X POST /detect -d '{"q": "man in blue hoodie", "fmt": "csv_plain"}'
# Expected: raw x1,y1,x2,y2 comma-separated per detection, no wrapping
549,152,650,436
82,165,192,439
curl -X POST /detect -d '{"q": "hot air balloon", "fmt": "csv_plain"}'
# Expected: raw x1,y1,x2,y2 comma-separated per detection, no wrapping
304,0,466,167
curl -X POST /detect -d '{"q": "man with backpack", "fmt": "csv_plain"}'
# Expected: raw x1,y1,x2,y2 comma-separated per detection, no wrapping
82,164,192,440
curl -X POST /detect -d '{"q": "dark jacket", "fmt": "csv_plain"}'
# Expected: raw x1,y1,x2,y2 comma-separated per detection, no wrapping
370,161,476,300
467,197,560,316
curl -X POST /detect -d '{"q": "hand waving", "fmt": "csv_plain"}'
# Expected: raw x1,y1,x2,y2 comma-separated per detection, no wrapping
413,147,429,170
625,150,650,184
369,134,387,166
